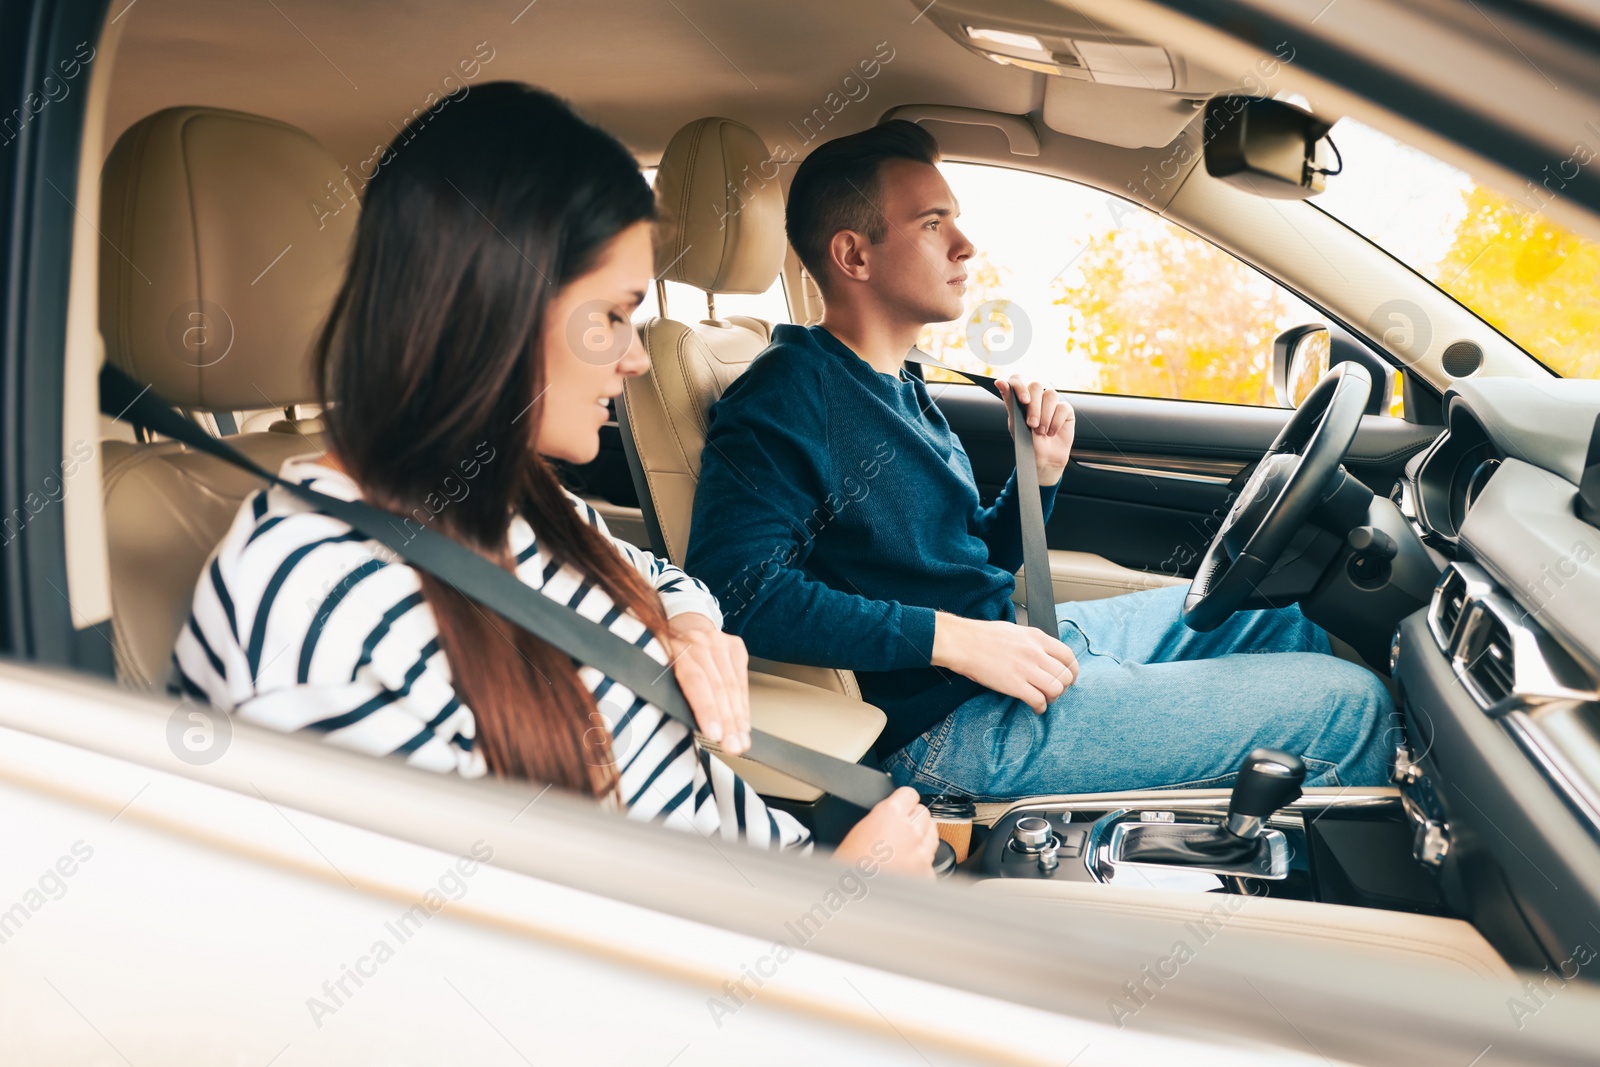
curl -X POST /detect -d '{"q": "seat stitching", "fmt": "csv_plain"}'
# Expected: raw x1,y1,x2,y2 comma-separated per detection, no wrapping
678,330,712,440
634,337,688,563
670,121,706,282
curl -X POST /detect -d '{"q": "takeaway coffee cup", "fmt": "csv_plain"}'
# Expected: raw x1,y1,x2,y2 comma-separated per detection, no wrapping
925,795,976,864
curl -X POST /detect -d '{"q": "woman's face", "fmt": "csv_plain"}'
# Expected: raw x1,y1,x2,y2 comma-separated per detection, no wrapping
535,220,654,465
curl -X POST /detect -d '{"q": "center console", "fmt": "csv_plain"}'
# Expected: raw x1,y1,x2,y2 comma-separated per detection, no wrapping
957,754,1445,912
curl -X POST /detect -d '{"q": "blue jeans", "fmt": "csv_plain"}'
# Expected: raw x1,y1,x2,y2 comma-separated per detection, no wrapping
883,584,1395,799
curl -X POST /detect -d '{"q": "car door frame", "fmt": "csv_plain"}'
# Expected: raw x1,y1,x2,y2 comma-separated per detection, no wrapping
0,0,112,673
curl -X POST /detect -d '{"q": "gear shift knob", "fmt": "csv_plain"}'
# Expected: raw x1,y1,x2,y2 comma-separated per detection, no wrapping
1224,748,1306,839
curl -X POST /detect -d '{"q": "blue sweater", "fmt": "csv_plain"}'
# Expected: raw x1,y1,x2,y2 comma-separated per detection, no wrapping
684,324,1059,757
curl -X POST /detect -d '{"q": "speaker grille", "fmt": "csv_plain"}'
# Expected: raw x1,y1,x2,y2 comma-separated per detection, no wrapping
1441,340,1483,378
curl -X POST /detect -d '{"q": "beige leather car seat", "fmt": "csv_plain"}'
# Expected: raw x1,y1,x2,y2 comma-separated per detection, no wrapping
623,117,864,700
98,107,354,690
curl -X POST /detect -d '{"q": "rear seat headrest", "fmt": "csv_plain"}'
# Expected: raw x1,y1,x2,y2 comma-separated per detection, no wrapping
653,116,786,295
99,106,356,412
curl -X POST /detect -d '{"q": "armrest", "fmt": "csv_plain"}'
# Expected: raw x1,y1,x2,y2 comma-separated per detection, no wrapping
702,671,886,803
1014,549,1183,606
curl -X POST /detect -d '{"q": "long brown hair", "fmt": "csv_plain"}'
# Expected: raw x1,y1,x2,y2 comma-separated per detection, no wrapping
314,82,669,795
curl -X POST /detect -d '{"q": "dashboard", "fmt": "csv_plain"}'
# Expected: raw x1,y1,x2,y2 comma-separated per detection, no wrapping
1399,406,1504,546
1388,376,1600,971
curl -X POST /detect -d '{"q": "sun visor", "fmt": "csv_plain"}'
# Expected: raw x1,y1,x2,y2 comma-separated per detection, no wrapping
1041,79,1205,149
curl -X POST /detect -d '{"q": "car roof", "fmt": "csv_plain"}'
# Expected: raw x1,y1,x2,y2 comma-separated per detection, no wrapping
106,0,1600,247
103,0,1036,168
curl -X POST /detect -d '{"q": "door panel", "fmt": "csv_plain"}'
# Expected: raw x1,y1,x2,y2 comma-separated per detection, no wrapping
934,384,1440,577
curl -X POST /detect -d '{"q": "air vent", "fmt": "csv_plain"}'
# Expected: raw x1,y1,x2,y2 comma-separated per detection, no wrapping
1429,566,1468,652
1441,340,1484,378
1441,586,1466,636
1462,612,1515,707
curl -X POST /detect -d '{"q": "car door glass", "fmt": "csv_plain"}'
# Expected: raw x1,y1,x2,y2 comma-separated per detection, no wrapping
916,162,1343,409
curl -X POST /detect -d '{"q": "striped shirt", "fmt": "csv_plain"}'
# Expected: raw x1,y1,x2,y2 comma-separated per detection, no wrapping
173,452,811,853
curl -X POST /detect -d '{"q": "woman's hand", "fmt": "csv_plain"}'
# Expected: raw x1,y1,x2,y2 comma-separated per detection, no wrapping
833,787,940,878
663,613,751,755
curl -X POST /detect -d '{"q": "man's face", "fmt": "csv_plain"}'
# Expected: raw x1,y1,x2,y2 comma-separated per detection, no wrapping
857,159,974,325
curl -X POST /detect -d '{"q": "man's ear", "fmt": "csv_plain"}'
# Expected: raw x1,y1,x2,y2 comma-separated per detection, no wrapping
827,228,872,287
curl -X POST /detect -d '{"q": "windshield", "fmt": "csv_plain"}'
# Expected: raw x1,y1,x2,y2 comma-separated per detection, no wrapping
1313,118,1600,380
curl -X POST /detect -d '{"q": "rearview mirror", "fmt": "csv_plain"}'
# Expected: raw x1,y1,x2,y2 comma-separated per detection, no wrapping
1204,96,1337,200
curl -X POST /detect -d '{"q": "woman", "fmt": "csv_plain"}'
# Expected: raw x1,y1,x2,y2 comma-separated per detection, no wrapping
173,82,935,873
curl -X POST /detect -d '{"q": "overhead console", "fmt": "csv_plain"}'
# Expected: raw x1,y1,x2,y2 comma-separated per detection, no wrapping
906,0,1249,149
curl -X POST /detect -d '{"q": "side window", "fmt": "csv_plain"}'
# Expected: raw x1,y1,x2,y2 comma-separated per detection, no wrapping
916,162,1335,408
635,167,791,326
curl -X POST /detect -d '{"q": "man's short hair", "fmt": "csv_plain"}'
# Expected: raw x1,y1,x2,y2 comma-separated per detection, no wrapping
786,120,940,294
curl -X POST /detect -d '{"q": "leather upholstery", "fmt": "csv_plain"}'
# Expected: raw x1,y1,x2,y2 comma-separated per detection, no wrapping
99,108,343,689
702,673,885,803
628,313,775,561
99,106,355,411
102,432,325,688
652,117,786,294
628,117,862,700
1014,548,1184,607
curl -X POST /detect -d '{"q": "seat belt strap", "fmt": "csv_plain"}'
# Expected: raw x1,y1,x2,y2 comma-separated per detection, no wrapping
902,350,1056,638
98,364,896,810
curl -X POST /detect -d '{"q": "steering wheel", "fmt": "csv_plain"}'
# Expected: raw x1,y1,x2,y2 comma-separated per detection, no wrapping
1182,361,1373,632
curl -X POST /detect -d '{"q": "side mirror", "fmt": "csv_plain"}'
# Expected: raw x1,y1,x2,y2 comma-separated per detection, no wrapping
1204,96,1337,200
1272,324,1329,408
1272,322,1395,415
1580,414,1600,525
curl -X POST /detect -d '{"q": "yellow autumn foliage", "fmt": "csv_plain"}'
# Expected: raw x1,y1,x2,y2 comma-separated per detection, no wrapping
1432,184,1600,380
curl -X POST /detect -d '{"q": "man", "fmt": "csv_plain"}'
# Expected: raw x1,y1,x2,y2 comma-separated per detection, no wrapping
684,120,1391,798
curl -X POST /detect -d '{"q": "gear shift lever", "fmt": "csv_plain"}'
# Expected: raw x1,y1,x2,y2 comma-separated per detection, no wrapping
1114,748,1307,871
1223,748,1306,840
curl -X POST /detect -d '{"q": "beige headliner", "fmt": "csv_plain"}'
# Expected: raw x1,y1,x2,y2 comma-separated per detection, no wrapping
104,0,1039,168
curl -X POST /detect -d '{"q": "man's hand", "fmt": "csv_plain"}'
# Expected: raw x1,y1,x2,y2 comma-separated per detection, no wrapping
930,612,1078,713
995,377,1075,486
662,613,751,754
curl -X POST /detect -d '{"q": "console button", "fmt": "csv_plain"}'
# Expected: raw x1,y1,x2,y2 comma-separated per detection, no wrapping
1012,816,1053,852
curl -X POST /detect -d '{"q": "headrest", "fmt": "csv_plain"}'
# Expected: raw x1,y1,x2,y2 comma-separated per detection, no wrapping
653,117,786,295
99,107,357,411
